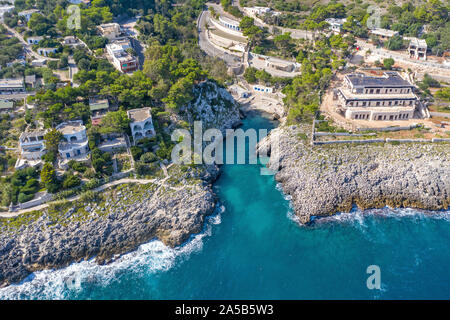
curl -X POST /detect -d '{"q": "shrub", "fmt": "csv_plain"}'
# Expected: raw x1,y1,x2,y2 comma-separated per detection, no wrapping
18,192,34,203
131,146,143,160
140,152,157,163
62,174,81,189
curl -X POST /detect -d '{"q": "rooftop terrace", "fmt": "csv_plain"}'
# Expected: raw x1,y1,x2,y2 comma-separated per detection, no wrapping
346,72,413,88
127,107,152,122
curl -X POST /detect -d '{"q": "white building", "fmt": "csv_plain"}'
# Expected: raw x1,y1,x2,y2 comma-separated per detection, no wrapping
248,53,301,77
15,129,48,169
127,107,155,143
325,18,346,33
369,28,399,40
106,39,138,73
63,36,78,45
244,7,272,16
253,85,273,94
335,72,418,121
56,120,90,167
98,23,122,40
26,36,44,45
0,78,25,94
37,47,58,57
31,59,46,67
18,9,40,22
407,38,427,60
209,16,244,37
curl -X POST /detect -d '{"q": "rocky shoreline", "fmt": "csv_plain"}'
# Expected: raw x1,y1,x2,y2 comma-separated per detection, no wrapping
0,80,242,288
257,124,450,224
0,165,223,288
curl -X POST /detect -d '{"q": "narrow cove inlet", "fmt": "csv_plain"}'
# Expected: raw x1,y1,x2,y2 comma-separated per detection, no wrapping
1,113,449,300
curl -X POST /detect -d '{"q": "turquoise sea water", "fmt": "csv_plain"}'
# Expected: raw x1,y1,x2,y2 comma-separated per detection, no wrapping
1,114,449,299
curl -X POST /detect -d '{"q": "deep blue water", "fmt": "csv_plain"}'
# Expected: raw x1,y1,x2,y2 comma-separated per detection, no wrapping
1,114,449,299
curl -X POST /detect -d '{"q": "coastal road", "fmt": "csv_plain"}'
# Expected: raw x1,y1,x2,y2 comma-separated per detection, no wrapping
197,9,242,66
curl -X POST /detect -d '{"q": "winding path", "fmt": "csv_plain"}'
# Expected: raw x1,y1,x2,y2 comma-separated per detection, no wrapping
1,23,59,61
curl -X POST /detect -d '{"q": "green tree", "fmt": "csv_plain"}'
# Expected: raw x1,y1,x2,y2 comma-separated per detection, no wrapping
44,129,62,162
383,58,395,70
41,162,58,192
99,110,130,134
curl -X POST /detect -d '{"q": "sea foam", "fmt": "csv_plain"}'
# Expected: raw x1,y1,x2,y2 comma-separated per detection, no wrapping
0,205,226,300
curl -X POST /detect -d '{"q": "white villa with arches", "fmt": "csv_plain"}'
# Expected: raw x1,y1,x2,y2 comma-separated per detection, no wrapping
127,107,155,143
56,120,90,168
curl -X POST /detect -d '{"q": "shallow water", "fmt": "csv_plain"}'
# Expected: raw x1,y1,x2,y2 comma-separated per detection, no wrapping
1,114,449,299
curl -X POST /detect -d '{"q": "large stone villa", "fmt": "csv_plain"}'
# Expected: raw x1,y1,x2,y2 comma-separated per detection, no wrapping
334,72,420,121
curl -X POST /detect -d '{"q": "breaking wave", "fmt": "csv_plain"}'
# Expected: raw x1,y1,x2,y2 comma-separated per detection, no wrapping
0,205,226,300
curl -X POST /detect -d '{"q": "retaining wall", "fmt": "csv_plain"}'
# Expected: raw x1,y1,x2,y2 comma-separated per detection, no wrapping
313,137,450,145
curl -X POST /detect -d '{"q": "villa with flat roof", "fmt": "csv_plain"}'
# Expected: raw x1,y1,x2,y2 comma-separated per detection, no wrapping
369,28,399,40
334,72,419,121
26,36,44,45
56,120,90,168
325,18,346,33
106,39,138,73
89,98,110,125
407,38,427,60
15,129,48,169
243,7,272,16
37,47,58,57
98,23,122,40
127,107,155,143
248,53,301,77
0,78,25,94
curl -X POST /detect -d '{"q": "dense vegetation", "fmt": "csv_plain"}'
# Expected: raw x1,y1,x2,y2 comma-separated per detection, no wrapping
0,25,23,68
0,0,236,205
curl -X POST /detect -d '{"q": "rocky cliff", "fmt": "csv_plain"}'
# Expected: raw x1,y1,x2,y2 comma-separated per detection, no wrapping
184,80,242,132
0,165,219,288
258,124,450,224
0,80,242,288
